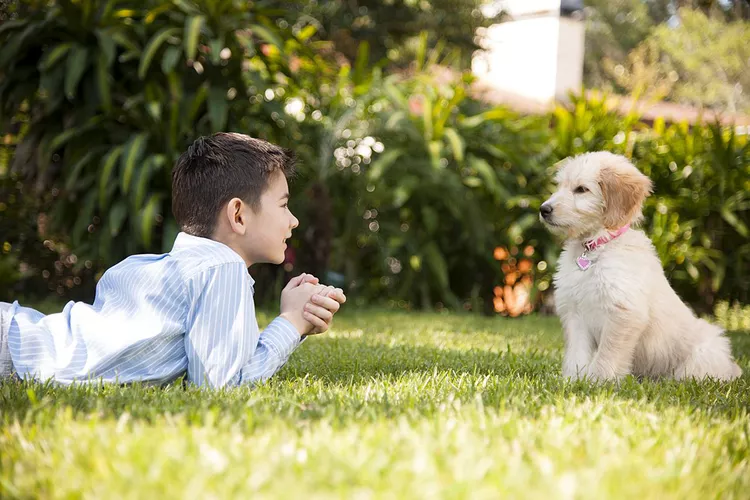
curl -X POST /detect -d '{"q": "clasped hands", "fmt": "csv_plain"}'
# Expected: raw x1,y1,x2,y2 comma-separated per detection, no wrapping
280,273,346,336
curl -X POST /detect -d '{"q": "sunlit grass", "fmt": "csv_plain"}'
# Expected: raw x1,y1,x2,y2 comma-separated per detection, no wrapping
2,310,748,499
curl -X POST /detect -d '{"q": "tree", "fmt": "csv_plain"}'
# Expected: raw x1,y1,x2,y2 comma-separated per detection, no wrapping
287,0,500,69
584,1,750,113
0,0,320,272
612,9,750,113
672,0,750,19
583,0,656,91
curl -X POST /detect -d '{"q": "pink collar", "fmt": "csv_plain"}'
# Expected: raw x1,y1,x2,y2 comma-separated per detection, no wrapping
576,224,630,270
583,224,631,252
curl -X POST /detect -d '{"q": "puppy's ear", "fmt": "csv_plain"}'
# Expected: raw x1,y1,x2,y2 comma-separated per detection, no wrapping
599,157,652,230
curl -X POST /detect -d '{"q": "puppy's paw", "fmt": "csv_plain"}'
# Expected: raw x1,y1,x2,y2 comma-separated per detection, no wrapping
562,364,588,381
583,365,622,383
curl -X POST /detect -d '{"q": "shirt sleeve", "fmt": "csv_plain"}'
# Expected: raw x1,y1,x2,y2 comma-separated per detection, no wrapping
184,263,302,388
239,316,303,385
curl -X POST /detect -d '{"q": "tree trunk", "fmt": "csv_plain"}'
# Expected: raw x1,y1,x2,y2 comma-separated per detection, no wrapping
302,181,333,280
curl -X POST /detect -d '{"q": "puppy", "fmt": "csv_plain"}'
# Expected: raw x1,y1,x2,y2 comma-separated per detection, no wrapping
540,151,742,382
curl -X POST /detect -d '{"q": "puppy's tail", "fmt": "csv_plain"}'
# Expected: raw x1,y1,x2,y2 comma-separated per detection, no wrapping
677,322,743,381
729,361,743,380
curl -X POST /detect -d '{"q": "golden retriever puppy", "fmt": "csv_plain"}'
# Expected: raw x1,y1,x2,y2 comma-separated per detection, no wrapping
540,151,742,382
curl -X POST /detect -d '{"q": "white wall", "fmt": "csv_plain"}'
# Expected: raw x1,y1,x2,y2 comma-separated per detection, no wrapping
472,1,585,104
473,17,560,102
554,17,585,100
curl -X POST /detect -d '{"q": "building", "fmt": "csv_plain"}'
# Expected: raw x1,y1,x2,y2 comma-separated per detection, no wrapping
472,0,585,106
470,0,749,128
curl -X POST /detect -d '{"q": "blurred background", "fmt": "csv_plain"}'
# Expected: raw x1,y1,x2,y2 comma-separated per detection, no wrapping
1,0,749,324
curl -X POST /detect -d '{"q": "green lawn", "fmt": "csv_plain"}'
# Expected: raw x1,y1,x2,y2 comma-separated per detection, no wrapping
2,310,749,499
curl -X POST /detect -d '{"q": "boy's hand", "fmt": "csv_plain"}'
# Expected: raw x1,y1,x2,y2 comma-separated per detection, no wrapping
280,277,325,335
285,273,320,288
303,286,347,335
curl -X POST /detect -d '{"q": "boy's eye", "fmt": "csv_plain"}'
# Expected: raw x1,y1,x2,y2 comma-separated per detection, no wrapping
574,186,588,194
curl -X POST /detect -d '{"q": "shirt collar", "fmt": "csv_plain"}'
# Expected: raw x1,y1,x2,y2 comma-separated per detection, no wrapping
172,232,254,285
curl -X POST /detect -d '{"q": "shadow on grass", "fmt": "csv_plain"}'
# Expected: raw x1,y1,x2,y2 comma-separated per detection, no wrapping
285,333,750,410
280,335,558,382
2,331,748,425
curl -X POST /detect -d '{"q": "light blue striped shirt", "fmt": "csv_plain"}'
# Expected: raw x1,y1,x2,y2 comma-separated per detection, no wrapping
5,233,303,387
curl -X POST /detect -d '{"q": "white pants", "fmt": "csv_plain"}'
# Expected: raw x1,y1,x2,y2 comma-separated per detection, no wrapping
0,301,13,378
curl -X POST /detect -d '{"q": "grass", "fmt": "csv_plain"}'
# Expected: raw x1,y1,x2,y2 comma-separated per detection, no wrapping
1,309,749,499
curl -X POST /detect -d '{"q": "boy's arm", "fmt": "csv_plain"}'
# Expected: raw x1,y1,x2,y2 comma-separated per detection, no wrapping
184,263,303,388
238,278,328,385
239,281,347,385
238,316,302,384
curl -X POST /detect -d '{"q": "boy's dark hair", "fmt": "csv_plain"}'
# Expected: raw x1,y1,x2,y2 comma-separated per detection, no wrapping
172,132,296,237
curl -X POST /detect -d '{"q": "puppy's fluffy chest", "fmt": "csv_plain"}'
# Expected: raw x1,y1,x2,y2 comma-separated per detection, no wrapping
554,233,653,335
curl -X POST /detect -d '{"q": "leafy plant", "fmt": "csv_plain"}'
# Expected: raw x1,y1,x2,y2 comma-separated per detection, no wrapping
343,37,553,312
0,0,317,269
636,120,750,311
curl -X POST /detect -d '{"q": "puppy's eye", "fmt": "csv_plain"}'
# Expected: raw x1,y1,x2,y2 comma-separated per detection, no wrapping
574,186,589,194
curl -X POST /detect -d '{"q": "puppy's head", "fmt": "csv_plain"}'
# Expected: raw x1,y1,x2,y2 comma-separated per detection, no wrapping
539,152,652,239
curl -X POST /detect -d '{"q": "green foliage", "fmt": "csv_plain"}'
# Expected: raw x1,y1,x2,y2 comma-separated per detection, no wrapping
273,38,554,314
1,3,749,314
551,92,643,158
584,2,750,113
355,52,552,310
0,172,97,302
308,86,750,313
670,0,750,20
0,0,316,267
647,9,750,113
295,42,382,268
714,300,750,331
583,0,657,90
636,119,750,309
0,174,42,299
288,0,499,69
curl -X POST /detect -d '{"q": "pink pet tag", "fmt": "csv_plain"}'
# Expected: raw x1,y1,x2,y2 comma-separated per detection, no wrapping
576,253,592,270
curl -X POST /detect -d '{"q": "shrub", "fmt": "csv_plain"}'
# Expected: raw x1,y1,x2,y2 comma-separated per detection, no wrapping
0,0,317,268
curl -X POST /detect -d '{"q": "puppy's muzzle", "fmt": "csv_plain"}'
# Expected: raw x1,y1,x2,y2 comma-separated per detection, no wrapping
540,202,553,220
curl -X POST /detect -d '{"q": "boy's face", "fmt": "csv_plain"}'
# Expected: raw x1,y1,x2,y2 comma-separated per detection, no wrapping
242,170,299,265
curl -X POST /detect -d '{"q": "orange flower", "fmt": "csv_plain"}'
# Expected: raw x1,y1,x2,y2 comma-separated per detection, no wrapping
518,259,533,273
494,246,508,260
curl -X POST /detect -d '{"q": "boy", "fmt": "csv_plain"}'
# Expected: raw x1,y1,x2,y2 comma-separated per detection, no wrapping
0,133,346,388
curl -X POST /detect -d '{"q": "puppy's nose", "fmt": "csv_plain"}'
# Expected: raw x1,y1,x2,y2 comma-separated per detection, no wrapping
540,203,553,219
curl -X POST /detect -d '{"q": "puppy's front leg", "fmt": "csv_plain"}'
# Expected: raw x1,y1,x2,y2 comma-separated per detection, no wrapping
562,314,595,380
585,310,647,382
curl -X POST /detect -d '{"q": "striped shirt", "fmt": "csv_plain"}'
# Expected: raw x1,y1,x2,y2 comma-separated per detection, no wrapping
5,232,303,387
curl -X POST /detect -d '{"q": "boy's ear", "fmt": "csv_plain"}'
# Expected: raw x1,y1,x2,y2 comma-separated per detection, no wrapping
226,198,247,235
